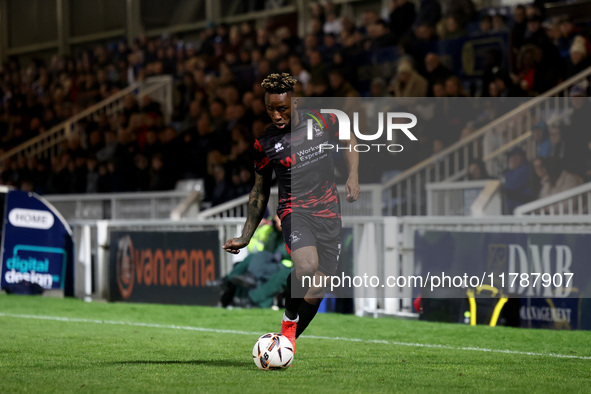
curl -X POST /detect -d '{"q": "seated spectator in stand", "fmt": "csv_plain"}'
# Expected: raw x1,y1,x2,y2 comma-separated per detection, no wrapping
511,5,527,53
548,124,576,172
329,67,359,97
532,121,551,158
557,16,582,56
533,157,583,212
432,80,446,97
523,13,563,94
441,14,468,40
423,53,452,96
322,32,342,63
564,87,591,170
480,15,493,35
503,147,534,213
444,75,469,97
288,57,311,91
566,35,591,79
366,19,396,49
323,7,343,36
467,159,491,180
492,14,508,33
390,59,428,97
369,77,388,97
389,0,416,43
510,44,538,96
415,0,441,29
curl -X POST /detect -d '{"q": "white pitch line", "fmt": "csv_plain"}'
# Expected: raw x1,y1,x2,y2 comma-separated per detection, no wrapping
0,312,589,361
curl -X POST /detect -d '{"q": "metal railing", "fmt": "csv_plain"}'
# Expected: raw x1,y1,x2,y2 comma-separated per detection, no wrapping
381,66,591,217
197,184,383,219
0,75,173,168
426,180,491,216
514,182,591,216
45,190,190,221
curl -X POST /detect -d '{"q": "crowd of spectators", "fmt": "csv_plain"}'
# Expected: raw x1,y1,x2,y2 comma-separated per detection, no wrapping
499,86,591,213
1,0,590,208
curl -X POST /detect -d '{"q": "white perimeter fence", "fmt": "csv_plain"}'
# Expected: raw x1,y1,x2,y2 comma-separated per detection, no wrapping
70,215,591,317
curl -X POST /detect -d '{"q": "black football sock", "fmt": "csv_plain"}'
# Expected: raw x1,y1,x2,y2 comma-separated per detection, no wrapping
284,271,310,320
295,299,321,338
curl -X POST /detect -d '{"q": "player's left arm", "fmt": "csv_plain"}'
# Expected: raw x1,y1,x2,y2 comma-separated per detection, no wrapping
342,133,360,203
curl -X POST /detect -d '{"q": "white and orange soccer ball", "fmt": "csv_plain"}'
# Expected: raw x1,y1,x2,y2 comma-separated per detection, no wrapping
252,333,294,370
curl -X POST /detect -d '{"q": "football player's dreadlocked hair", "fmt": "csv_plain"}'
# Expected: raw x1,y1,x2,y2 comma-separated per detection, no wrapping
261,73,297,94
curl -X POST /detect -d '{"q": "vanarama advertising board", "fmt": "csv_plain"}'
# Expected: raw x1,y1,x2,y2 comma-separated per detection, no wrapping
109,230,220,305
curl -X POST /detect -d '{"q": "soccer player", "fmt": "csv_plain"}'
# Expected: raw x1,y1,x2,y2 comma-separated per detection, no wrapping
223,73,360,352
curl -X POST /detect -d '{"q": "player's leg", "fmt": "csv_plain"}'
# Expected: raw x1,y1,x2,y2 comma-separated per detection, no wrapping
285,245,319,318
296,271,326,338
295,217,342,338
281,245,319,351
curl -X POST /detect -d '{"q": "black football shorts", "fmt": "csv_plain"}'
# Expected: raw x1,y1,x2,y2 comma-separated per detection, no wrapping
281,212,342,275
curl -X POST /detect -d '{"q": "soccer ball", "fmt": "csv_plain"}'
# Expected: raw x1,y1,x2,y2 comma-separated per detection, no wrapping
252,333,294,370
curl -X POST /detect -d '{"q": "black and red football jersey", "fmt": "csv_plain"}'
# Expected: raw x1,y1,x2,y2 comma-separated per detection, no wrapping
254,109,341,221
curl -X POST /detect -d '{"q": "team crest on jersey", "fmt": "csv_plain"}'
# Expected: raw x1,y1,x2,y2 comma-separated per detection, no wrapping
289,231,301,244
274,142,284,152
311,122,323,137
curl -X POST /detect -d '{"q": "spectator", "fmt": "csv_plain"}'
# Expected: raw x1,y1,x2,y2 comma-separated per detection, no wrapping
492,14,508,33
444,75,469,97
532,121,551,158
329,68,359,97
389,0,416,43
480,15,492,35
566,35,591,79
565,86,590,162
288,57,311,90
148,153,169,191
503,147,534,213
548,124,567,161
423,53,452,96
468,159,491,180
323,9,343,36
442,14,468,40
533,157,583,212
307,50,327,85
390,59,428,97
523,13,563,93
210,164,234,206
85,155,100,193
131,153,151,191
370,77,388,97
510,44,538,96
415,0,441,28
367,20,396,50
557,16,582,56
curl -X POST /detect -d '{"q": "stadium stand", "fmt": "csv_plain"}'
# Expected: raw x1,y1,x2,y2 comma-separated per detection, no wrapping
0,0,590,215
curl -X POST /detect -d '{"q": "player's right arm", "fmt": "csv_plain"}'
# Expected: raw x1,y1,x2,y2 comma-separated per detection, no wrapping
223,170,272,254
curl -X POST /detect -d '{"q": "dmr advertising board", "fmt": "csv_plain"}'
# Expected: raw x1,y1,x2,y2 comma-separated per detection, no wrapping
109,230,220,305
415,230,591,330
0,189,74,294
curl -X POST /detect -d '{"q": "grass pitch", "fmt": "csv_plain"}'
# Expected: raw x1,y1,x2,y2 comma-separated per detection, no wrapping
0,295,590,393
